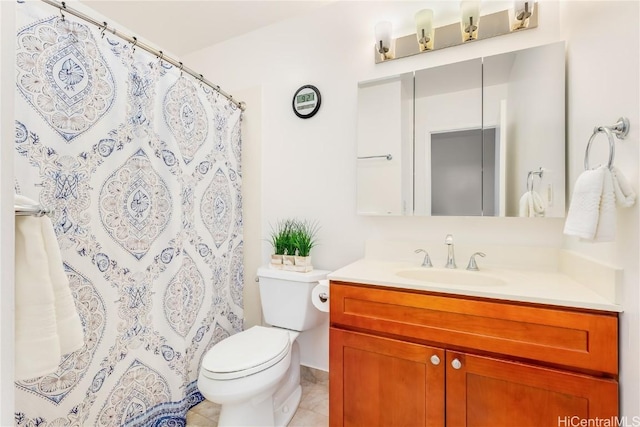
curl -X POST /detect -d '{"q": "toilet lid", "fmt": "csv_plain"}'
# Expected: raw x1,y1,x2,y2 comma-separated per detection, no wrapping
201,326,290,380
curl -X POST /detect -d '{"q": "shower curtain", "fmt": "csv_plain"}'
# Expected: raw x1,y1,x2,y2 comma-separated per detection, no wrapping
13,1,244,425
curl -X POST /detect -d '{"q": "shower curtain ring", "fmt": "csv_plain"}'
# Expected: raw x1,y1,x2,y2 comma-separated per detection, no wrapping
179,62,184,76
131,36,138,53
100,22,107,38
60,2,66,21
158,50,164,64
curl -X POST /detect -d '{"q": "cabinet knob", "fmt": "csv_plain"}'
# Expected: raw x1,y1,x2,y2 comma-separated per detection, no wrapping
430,355,440,365
451,358,462,370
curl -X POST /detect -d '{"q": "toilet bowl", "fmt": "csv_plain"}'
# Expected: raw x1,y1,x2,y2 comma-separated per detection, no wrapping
197,267,329,427
198,326,300,426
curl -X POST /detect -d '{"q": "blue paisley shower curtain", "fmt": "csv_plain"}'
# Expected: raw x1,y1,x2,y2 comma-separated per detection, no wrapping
13,1,244,425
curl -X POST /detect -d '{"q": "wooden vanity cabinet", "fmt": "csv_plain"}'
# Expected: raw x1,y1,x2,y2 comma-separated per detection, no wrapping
331,328,445,426
445,351,618,426
329,281,619,427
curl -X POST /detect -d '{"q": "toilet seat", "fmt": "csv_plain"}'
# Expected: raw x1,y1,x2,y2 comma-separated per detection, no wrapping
201,326,291,380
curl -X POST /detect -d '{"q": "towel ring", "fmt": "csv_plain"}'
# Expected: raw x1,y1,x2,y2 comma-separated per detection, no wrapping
583,117,630,171
584,127,615,170
526,168,543,192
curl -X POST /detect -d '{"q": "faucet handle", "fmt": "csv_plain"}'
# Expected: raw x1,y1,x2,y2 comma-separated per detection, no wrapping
445,234,454,244
466,252,486,271
414,249,433,268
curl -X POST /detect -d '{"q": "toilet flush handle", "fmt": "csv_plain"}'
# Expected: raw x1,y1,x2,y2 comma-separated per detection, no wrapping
318,293,328,303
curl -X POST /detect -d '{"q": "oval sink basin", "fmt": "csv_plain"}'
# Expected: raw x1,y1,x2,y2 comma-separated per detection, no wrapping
395,268,506,287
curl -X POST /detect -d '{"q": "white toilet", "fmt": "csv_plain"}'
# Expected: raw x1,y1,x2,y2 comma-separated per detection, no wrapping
198,267,329,427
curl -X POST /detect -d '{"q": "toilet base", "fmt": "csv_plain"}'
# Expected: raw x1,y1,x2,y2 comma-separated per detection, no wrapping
213,341,302,427
217,393,274,426
274,384,301,427
215,383,301,427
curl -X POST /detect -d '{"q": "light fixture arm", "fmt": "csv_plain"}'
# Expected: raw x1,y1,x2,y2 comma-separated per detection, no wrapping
465,16,478,38
374,21,393,59
419,29,430,45
414,8,434,52
517,2,532,21
378,40,388,55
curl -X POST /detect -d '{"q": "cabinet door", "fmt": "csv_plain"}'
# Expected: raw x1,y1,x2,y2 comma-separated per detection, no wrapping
446,352,618,427
330,328,445,427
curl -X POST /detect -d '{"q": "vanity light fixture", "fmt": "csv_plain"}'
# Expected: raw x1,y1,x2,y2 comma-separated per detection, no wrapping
461,1,481,42
415,9,434,51
373,2,538,64
374,21,393,61
511,1,535,30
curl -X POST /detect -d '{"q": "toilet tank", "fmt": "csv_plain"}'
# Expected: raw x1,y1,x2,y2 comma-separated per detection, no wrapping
257,267,330,331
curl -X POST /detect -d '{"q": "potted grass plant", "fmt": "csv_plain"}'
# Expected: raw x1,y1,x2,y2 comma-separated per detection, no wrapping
268,218,319,272
269,219,294,266
292,219,319,271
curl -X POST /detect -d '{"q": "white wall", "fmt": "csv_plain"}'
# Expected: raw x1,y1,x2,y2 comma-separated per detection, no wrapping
0,1,16,424
560,1,640,416
185,0,640,410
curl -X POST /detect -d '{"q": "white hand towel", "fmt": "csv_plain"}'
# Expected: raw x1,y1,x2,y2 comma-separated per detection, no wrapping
518,191,545,217
591,168,616,242
41,210,84,355
563,167,605,240
14,195,84,380
611,166,636,208
563,166,618,242
518,193,528,217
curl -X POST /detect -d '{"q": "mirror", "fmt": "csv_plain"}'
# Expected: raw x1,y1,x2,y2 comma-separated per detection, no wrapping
357,41,566,217
414,58,484,216
356,72,413,215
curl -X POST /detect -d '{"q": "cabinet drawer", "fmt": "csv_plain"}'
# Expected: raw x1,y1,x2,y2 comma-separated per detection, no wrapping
330,281,618,376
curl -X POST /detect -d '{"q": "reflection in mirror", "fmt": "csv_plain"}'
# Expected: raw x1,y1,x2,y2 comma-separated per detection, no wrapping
483,42,565,217
356,41,566,217
356,73,413,215
414,58,483,215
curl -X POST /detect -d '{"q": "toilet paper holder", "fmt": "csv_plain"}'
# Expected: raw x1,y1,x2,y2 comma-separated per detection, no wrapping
312,280,330,313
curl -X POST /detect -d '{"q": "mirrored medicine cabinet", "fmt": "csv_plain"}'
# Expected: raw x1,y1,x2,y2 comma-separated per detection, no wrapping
356,41,566,217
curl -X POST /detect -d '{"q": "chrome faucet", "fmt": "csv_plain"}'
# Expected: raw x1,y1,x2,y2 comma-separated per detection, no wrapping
414,249,433,268
445,234,456,269
466,252,486,271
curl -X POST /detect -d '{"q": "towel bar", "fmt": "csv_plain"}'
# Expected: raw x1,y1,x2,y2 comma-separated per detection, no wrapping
14,204,54,217
357,154,393,161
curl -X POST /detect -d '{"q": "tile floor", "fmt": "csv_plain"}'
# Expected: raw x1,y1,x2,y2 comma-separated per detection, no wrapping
186,367,329,426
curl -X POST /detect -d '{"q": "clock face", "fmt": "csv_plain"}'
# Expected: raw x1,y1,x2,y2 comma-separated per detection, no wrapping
292,85,321,119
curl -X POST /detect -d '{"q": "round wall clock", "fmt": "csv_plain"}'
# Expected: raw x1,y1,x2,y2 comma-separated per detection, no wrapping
292,85,321,119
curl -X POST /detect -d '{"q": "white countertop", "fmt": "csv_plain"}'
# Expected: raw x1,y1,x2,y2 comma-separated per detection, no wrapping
327,259,622,313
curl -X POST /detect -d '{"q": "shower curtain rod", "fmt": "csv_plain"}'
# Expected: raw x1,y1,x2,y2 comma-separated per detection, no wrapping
39,0,246,111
